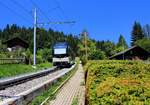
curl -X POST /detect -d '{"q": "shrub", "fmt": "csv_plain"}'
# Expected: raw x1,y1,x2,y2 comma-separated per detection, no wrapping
25,49,32,64
42,48,52,62
31,55,43,64
89,50,106,60
37,49,52,62
80,55,87,65
0,53,7,58
85,60,150,105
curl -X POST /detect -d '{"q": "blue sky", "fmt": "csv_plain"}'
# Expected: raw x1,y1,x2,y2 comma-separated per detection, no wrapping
0,0,150,45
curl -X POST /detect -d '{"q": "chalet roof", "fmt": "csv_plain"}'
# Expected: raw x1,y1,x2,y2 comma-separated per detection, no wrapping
109,45,150,59
3,37,29,48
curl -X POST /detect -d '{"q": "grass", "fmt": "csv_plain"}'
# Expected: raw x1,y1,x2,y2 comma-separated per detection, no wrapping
30,64,78,105
72,96,78,105
0,62,52,78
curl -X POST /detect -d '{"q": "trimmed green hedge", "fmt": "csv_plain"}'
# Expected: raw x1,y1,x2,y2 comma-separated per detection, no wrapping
85,60,150,105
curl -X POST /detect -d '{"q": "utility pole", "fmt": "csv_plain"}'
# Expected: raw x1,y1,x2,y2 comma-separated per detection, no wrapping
122,38,125,60
32,8,75,67
83,31,88,61
33,8,37,66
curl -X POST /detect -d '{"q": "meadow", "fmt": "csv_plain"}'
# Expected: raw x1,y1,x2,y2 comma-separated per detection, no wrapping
0,63,52,78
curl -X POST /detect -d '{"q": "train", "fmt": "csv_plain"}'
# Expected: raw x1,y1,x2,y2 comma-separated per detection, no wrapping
52,42,75,67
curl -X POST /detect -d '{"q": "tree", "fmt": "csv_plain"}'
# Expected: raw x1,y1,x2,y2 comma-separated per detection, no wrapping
0,24,82,63
117,35,128,49
143,24,150,38
115,35,128,53
104,41,116,56
114,46,124,53
89,49,106,60
131,21,145,46
136,38,150,52
96,40,116,57
81,29,89,59
0,29,2,39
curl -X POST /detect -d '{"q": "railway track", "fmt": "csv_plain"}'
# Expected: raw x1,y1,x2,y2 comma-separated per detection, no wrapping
0,66,57,90
0,63,76,105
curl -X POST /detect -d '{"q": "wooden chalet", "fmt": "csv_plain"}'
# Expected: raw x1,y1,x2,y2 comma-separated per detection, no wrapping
109,45,150,60
3,37,29,51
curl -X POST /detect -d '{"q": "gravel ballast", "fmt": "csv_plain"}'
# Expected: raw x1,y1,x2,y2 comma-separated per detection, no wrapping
0,68,69,96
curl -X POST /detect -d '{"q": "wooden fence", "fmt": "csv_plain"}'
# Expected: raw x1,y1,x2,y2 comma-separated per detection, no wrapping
0,58,25,65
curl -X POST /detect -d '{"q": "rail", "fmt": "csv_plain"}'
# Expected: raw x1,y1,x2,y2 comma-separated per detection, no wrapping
0,63,77,105
0,66,57,90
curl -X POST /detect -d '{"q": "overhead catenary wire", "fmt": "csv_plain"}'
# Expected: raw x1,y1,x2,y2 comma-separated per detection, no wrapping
53,0,67,19
30,0,53,22
52,0,75,29
38,21,76,26
53,0,74,25
30,0,75,30
30,0,57,29
10,0,33,18
48,6,60,13
30,0,58,29
0,1,31,24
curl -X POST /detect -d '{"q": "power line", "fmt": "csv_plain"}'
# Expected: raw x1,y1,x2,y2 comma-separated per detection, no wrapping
10,0,33,18
32,7,75,66
53,0,75,28
0,1,31,24
48,6,60,13
30,0,58,29
38,21,76,26
30,0,52,21
53,0,67,19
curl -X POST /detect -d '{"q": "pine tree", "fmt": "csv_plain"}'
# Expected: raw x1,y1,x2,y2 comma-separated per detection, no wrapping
131,21,145,46
117,35,128,49
143,24,150,38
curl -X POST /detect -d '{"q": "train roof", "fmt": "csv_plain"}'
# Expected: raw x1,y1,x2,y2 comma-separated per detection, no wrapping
53,42,68,49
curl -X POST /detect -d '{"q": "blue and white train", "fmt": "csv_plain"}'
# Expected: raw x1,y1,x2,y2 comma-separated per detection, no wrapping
52,42,74,67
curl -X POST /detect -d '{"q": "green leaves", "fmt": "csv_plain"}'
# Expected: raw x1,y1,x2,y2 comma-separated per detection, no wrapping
89,50,106,60
131,21,145,46
136,38,150,52
85,60,150,105
117,35,128,49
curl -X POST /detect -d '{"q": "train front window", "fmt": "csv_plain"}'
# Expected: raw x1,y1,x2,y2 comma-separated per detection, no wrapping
54,48,66,55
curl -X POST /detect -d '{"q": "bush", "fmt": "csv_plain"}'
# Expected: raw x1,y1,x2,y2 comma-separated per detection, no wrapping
85,60,150,105
37,49,52,62
89,50,106,60
31,55,43,64
28,48,52,65
24,49,32,64
80,56,87,65
0,53,7,58
42,48,52,62
36,55,43,64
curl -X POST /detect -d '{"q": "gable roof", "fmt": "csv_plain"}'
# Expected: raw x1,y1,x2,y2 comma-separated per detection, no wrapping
3,37,29,48
109,45,150,59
